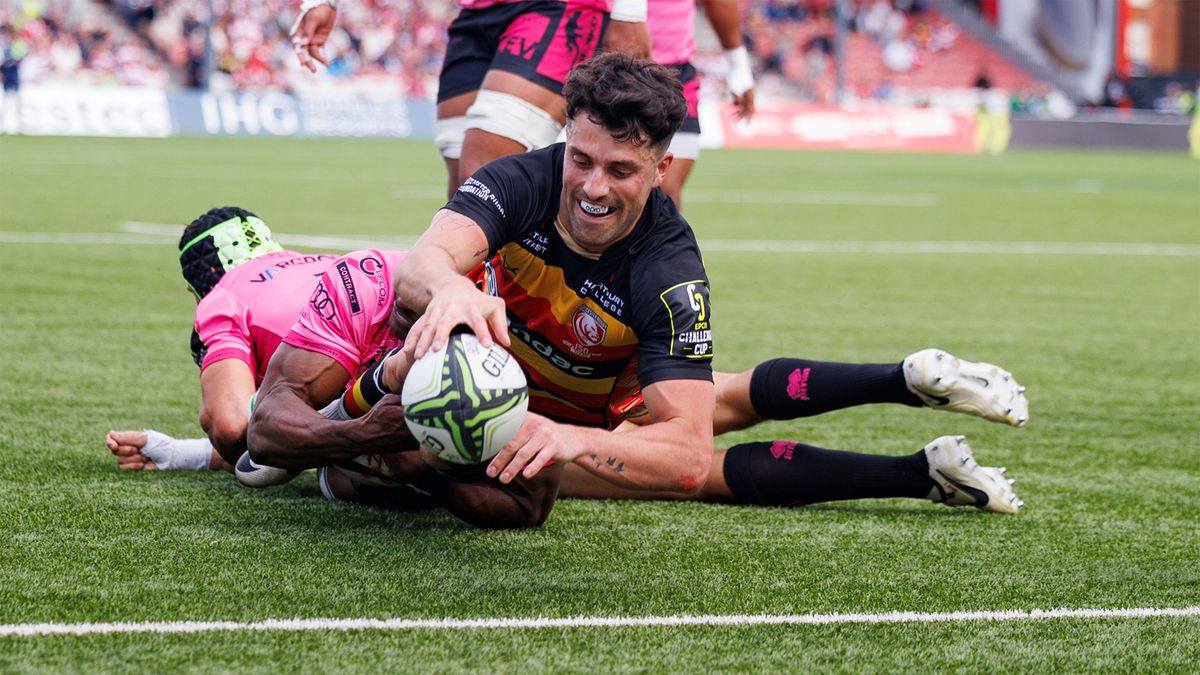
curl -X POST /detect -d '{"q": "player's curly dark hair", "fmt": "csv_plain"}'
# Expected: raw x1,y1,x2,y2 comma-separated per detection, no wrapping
179,206,264,299
563,52,687,150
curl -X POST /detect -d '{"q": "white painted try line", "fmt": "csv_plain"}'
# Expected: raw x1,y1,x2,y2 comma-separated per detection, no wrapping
392,187,941,206
3,607,1197,637
2,226,1199,257
700,239,1200,257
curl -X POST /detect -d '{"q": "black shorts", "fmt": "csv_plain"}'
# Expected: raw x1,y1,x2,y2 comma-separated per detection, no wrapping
666,62,701,134
438,1,609,103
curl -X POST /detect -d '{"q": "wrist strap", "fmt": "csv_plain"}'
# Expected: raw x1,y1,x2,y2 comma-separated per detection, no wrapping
725,46,754,96
609,0,647,23
299,0,335,13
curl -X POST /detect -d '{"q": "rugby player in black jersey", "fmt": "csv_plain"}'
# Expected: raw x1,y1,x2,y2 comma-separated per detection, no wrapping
394,52,1026,513
396,53,716,495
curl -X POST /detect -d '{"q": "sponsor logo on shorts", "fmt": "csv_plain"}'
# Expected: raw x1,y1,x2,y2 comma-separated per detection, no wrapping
498,12,551,61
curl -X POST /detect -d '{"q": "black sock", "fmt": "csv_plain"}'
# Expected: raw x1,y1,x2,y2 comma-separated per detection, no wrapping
748,358,922,420
722,441,935,506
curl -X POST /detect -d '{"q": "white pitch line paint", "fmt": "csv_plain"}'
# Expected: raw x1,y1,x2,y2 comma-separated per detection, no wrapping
391,187,941,206
2,228,1198,258
118,221,418,250
683,190,939,206
699,239,1200,257
2,607,1198,637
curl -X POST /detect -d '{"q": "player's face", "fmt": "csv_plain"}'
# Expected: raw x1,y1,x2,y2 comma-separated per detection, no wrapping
558,115,672,255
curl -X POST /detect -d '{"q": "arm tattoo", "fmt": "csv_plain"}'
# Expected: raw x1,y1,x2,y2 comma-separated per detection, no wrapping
432,211,473,232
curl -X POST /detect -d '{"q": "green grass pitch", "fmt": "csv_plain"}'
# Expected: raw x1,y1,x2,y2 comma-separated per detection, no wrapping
0,135,1197,671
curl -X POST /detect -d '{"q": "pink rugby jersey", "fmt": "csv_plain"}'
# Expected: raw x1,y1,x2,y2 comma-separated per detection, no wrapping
283,249,407,380
648,0,695,65
193,251,338,385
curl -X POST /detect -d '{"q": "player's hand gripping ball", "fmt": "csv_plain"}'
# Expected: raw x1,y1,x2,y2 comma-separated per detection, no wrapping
401,333,528,465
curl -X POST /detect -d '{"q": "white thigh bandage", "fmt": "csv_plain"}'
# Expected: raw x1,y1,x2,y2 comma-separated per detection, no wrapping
668,132,701,161
466,90,563,152
435,115,469,160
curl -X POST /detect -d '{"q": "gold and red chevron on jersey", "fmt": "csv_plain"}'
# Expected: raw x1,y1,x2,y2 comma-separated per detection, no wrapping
471,244,642,428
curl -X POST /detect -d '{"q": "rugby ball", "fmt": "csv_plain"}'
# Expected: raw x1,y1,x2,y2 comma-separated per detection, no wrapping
401,333,528,465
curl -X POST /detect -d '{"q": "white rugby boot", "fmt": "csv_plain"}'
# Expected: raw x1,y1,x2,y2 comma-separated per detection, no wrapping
903,349,1029,427
234,451,301,488
924,435,1022,514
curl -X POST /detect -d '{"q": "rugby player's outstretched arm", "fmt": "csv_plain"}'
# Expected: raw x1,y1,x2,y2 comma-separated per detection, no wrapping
197,358,257,465
393,209,509,357
488,378,715,494
248,344,412,469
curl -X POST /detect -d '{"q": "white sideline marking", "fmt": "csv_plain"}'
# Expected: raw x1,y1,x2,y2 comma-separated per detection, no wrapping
391,187,941,206
700,239,1200,257
2,607,1197,637
1,226,1198,258
684,189,939,207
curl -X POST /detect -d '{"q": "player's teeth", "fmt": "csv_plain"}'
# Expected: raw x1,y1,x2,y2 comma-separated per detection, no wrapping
579,200,610,215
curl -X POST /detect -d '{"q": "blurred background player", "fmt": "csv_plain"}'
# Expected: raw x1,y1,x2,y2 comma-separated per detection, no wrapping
0,22,24,134
290,0,652,200
649,0,755,208
106,207,337,472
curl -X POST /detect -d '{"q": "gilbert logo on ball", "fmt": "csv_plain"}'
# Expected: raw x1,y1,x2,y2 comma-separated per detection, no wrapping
401,333,528,465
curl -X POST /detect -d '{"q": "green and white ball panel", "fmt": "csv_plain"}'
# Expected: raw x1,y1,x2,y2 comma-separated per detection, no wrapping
401,333,529,465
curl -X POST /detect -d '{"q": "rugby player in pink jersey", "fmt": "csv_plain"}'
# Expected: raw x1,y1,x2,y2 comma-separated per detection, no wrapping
291,0,652,200
648,0,755,208
106,207,338,472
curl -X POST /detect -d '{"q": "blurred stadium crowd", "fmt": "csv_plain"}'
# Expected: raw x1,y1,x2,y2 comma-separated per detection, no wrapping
1,0,1197,114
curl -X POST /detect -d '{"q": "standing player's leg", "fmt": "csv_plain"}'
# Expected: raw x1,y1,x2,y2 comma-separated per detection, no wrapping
713,349,1030,436
659,63,702,209
441,2,608,192
435,7,494,199
560,435,1021,513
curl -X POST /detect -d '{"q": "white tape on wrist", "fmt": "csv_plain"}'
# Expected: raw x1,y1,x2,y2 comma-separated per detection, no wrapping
317,397,353,421
724,46,754,96
609,0,647,23
140,430,213,471
299,0,335,13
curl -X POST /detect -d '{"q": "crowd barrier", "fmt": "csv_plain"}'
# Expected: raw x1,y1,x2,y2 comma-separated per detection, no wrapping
8,84,1194,157
12,85,436,139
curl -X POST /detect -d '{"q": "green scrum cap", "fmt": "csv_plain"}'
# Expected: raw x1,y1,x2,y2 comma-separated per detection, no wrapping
179,206,284,298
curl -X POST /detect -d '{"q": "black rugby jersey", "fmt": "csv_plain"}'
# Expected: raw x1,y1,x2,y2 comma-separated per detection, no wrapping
445,143,714,429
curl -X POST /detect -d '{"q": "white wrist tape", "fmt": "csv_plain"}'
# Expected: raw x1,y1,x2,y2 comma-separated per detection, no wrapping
609,0,647,23
299,0,335,13
724,46,754,96
317,396,354,421
140,430,213,471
